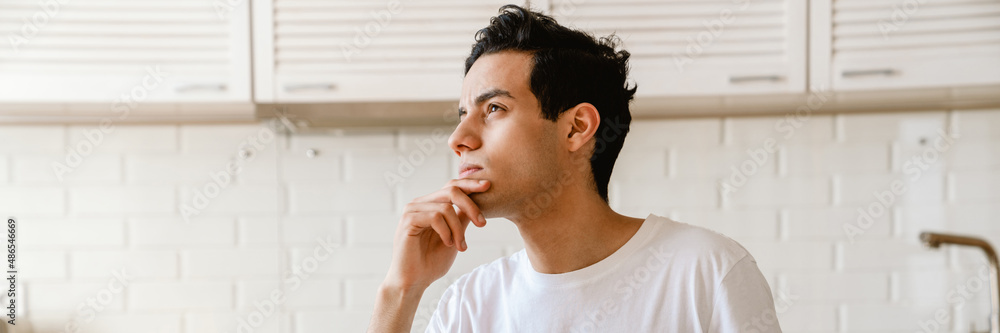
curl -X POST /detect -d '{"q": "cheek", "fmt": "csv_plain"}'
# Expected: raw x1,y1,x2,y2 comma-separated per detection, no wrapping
481,131,524,178
505,133,559,179
486,134,524,175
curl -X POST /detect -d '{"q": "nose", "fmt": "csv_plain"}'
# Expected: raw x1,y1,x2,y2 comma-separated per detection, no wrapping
448,118,482,157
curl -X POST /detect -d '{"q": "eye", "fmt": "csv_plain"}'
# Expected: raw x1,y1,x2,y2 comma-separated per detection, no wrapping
487,104,504,115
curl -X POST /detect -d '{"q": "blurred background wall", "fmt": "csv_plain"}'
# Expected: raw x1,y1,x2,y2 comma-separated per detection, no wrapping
5,108,999,333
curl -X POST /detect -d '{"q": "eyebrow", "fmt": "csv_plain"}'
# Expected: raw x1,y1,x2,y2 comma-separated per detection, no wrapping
458,88,514,116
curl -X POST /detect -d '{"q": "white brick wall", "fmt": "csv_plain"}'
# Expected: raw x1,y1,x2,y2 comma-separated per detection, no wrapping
0,187,65,216
70,186,176,215
129,281,233,310
66,125,178,154
8,108,1000,332
0,126,66,153
14,155,122,184
71,250,177,278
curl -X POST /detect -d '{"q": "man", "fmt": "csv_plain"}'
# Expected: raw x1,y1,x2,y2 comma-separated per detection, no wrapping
368,5,781,332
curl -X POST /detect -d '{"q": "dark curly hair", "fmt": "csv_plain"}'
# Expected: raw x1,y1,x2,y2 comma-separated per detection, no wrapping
465,4,637,203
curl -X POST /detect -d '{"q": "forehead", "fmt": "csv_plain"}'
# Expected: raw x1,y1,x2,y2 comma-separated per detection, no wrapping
461,51,534,106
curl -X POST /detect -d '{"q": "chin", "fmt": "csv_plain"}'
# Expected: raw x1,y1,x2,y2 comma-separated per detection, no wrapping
469,191,499,218
474,191,534,221
469,191,487,207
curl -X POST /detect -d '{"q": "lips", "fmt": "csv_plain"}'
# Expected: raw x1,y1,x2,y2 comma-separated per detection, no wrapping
459,163,483,178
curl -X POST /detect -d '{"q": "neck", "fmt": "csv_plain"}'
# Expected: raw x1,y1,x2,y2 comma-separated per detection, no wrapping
508,184,645,274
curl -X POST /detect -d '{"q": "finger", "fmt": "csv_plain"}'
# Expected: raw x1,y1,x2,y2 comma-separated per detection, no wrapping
447,186,487,228
403,207,454,247
434,203,467,251
442,178,491,195
412,179,488,202
415,183,489,227
424,211,455,248
407,203,466,250
458,207,473,235
452,204,475,227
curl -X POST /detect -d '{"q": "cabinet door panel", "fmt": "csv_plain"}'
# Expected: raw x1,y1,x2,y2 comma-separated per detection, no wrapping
258,0,523,103
0,0,251,103
819,0,1000,91
552,0,807,96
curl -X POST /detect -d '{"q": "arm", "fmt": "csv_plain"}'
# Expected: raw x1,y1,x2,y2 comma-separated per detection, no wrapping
367,179,491,333
368,283,427,333
708,255,783,333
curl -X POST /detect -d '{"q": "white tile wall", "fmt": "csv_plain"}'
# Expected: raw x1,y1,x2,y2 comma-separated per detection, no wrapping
9,108,1000,333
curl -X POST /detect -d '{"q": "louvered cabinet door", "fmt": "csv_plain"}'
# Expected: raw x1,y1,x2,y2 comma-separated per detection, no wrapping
256,0,524,103
815,0,1000,91
551,0,807,96
0,0,251,103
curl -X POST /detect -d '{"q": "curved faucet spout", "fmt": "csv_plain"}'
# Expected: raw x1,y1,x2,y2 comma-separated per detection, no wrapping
920,232,1000,333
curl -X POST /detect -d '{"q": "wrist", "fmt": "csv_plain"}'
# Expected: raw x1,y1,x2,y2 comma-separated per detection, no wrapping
379,280,428,298
369,281,425,333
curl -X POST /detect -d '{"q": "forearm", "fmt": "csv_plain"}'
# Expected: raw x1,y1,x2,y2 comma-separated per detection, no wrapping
367,283,426,333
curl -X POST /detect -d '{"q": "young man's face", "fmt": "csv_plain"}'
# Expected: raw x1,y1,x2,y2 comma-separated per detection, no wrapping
449,51,567,219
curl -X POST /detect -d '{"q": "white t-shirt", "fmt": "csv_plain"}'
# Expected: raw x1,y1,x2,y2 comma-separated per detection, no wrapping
426,213,781,333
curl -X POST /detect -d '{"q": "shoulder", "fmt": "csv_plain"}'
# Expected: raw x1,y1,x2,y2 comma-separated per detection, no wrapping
645,215,756,278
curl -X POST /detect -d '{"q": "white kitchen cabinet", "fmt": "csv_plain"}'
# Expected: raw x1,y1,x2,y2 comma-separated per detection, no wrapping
253,0,526,103
812,0,1000,91
0,0,251,103
549,0,807,96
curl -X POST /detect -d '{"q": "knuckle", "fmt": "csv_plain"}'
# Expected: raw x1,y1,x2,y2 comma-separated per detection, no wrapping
401,213,416,226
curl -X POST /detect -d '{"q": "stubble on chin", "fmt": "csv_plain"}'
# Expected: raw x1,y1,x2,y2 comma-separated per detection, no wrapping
469,188,511,219
468,191,490,215
474,187,541,221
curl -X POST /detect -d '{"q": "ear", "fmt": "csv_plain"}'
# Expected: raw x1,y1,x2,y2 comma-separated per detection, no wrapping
562,102,600,153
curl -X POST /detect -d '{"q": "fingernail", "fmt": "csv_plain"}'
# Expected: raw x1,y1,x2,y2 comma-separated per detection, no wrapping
461,240,467,250
479,180,487,184
478,213,486,225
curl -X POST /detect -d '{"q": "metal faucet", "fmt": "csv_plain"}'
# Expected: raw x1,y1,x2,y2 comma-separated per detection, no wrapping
921,232,1000,333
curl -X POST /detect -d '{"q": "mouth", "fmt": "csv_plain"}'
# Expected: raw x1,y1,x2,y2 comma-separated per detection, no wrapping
458,162,484,179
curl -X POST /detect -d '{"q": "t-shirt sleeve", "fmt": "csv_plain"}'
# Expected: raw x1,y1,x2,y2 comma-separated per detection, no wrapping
424,283,460,333
707,254,783,333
